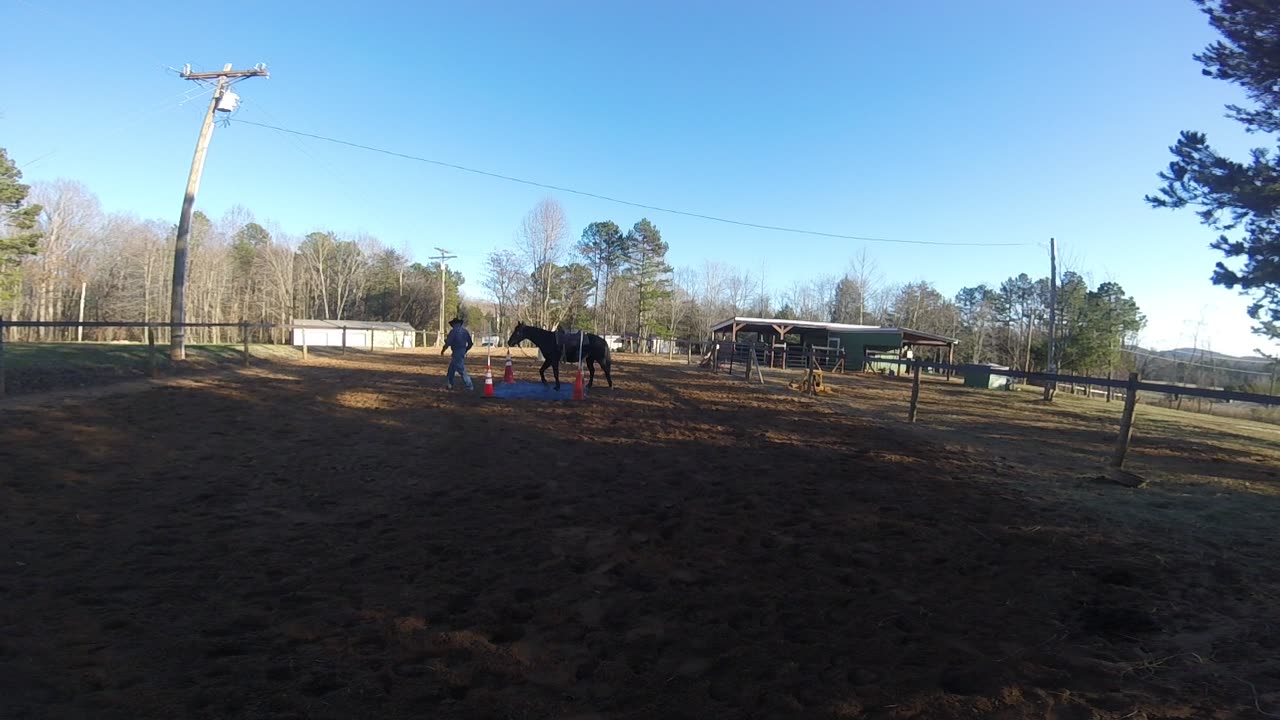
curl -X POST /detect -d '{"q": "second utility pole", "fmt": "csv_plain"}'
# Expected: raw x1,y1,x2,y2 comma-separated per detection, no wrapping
432,247,457,346
1043,237,1058,401
169,62,268,360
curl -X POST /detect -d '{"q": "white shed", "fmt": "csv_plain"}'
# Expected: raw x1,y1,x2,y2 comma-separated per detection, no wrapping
291,320,416,349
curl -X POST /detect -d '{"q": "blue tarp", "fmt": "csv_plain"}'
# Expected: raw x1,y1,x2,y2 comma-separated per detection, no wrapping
485,380,582,401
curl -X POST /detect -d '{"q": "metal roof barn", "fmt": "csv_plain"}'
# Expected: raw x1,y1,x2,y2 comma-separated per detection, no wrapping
291,320,416,350
708,316,958,372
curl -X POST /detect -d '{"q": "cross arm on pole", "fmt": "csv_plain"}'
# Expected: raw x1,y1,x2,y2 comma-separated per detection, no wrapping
181,67,269,81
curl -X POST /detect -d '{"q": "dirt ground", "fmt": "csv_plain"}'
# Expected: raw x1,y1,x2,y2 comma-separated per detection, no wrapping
2,352,1279,719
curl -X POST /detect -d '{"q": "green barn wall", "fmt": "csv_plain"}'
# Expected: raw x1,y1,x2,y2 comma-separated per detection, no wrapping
829,330,903,371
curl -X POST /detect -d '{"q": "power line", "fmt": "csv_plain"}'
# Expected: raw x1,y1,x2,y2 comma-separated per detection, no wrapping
236,98,387,214
21,84,216,170
1123,346,1274,376
231,118,1032,248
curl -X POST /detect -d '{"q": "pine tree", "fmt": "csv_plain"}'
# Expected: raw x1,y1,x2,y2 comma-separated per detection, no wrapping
1148,0,1280,339
577,221,627,331
0,147,43,304
625,219,672,340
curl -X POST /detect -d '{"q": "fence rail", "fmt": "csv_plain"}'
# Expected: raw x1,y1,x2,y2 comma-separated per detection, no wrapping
703,348,1277,474
702,341,849,374
865,357,1280,408
0,319,433,396
0,321,269,329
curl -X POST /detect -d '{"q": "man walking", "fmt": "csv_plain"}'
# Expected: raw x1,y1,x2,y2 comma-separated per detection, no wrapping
441,316,474,391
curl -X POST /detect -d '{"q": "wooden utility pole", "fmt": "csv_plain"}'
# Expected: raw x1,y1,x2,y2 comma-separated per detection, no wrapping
77,281,87,342
431,247,456,346
0,316,6,396
1256,349,1279,396
1043,237,1058,401
169,62,268,361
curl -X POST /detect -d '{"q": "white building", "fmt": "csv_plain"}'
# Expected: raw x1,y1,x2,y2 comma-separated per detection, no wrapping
291,320,416,349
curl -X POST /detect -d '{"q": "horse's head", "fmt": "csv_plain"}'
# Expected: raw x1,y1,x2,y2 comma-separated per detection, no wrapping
506,322,527,347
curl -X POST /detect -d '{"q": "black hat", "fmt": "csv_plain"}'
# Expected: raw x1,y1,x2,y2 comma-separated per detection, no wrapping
448,317,463,326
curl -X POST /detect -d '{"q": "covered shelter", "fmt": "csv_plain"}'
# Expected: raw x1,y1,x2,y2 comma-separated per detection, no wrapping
291,320,416,350
708,316,958,372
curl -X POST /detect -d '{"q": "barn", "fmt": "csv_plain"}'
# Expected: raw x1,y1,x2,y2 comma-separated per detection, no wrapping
291,320,416,350
709,316,958,372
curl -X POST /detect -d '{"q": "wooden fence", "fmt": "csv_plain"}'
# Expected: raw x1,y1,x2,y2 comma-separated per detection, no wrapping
702,341,847,374
703,347,1280,472
0,319,432,396
856,358,1278,471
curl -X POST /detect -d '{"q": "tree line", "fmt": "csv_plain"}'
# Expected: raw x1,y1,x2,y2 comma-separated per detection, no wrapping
479,198,1148,379
0,161,465,344
1,155,1153,378
482,199,674,340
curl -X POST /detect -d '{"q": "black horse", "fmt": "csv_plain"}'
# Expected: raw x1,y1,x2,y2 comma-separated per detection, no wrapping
507,322,614,391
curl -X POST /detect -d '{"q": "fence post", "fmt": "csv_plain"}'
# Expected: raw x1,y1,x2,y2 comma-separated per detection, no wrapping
147,326,158,377
711,344,718,373
748,341,764,384
908,361,922,423
1111,372,1140,468
809,346,818,395
0,315,6,396
341,326,347,355
242,322,251,367
301,327,308,360
687,342,692,365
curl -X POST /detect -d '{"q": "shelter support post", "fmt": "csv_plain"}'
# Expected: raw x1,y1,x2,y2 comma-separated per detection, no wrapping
908,361,922,422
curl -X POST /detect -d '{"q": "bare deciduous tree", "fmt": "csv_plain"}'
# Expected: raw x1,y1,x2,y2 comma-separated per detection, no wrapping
25,180,101,339
517,198,568,328
484,249,525,336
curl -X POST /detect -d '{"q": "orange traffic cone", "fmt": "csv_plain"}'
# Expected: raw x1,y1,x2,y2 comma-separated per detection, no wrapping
503,351,515,383
571,367,586,400
483,367,495,397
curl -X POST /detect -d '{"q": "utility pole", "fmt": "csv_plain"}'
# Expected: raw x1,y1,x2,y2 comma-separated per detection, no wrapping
1257,348,1279,396
432,247,456,346
169,62,268,360
1043,237,1058,401
77,281,87,342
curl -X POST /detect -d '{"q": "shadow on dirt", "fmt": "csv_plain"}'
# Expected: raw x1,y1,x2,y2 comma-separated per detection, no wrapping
1,358,1277,719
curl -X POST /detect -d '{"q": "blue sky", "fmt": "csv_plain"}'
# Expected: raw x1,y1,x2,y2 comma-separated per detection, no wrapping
4,0,1276,356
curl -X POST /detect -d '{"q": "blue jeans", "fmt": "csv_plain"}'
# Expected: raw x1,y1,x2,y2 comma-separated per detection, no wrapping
447,355,473,389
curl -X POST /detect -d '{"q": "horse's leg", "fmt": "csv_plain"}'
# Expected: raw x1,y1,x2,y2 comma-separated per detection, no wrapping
539,359,551,386
552,360,561,391
586,357,596,388
604,358,613,388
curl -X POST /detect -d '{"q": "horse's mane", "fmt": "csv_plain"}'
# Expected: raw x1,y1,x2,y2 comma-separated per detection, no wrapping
518,323,555,339
514,323,557,352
